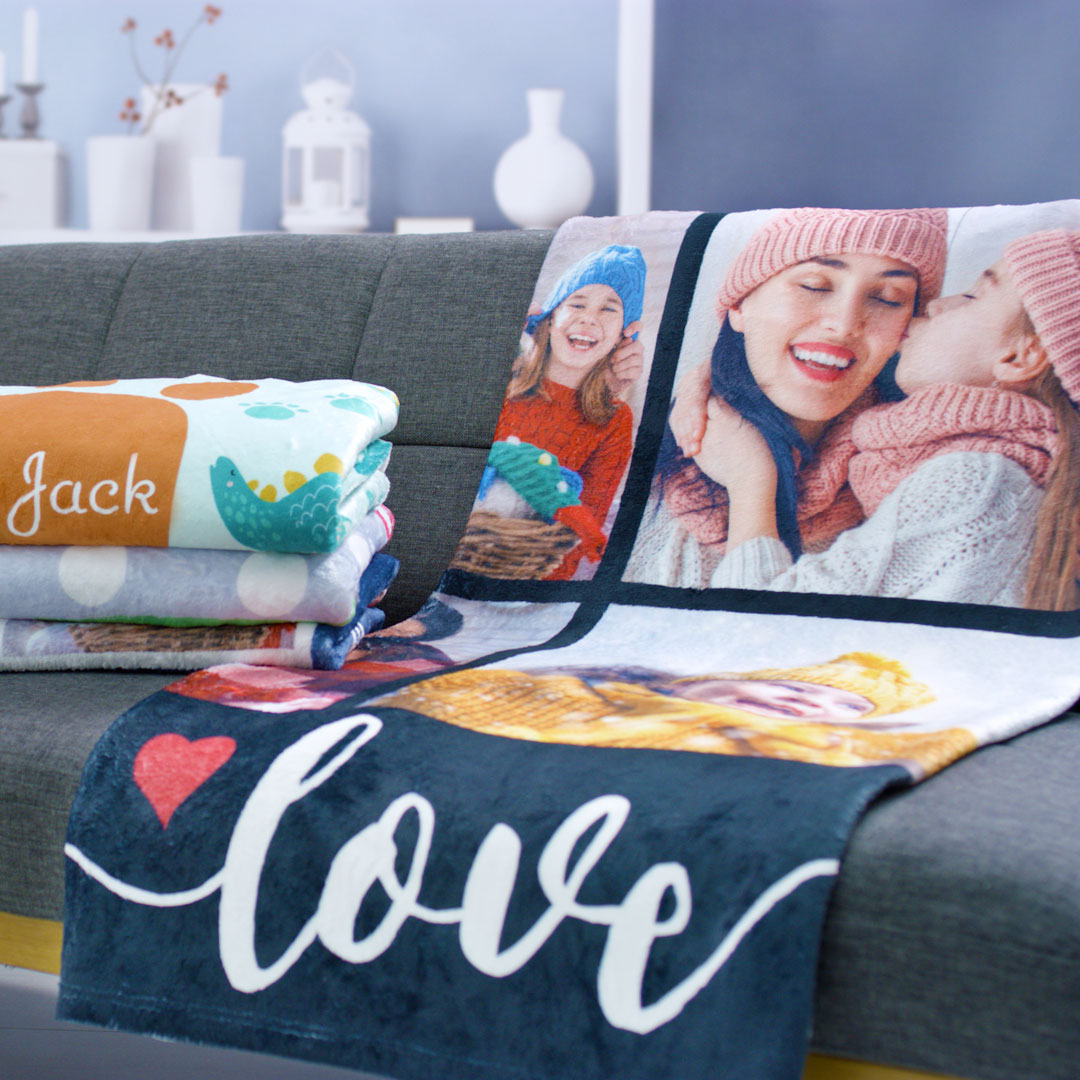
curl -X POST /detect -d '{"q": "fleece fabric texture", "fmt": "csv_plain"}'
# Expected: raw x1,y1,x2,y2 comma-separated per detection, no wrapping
492,379,633,578
847,381,1059,514
0,230,553,627
0,505,394,626
0,553,397,671
0,376,396,553
56,207,1080,1080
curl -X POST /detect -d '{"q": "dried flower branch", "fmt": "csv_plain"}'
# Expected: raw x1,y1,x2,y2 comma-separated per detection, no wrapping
117,97,141,127
118,5,227,134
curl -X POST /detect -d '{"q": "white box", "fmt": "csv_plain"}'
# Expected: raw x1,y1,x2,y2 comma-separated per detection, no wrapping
0,140,64,229
393,216,475,234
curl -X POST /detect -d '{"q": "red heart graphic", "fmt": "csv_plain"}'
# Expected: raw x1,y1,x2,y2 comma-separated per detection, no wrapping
132,734,236,828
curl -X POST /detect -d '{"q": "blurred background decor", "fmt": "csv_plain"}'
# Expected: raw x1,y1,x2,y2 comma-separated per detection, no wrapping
493,87,594,229
141,78,224,229
281,48,370,234
0,0,615,234
86,5,228,231
15,5,42,136
189,152,243,233
121,8,225,137
8,2,1080,236
0,7,63,230
85,132,155,230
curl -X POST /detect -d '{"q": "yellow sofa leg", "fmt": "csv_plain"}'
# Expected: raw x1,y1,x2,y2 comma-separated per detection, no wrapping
0,911,62,975
804,1053,965,1080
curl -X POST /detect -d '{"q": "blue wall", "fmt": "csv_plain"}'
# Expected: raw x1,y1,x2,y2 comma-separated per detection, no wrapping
1,0,618,231
5,0,1080,232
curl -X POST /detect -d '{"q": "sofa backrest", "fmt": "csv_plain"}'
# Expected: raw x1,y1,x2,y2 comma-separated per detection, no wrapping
0,231,554,622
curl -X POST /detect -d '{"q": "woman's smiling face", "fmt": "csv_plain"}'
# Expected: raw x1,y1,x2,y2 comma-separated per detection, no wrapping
546,284,624,388
728,254,919,442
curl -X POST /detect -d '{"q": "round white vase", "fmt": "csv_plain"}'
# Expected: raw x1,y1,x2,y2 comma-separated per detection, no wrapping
494,88,594,229
86,135,156,232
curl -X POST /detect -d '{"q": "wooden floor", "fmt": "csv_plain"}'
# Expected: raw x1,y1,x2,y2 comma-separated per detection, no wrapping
0,914,961,1080
0,964,380,1080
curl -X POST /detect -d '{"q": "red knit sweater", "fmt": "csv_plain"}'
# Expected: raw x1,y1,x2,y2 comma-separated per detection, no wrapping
494,379,633,578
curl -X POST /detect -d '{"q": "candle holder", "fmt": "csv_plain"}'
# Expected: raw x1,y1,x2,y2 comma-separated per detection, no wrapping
16,83,43,139
0,95,11,138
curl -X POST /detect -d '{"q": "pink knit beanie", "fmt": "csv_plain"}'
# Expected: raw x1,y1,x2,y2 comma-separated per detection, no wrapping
715,207,949,321
1003,229,1080,407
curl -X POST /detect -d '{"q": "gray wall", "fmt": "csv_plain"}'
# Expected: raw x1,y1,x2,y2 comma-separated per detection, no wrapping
653,0,1080,211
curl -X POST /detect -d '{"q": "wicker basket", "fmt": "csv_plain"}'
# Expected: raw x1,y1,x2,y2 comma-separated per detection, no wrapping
449,510,579,579
67,622,273,654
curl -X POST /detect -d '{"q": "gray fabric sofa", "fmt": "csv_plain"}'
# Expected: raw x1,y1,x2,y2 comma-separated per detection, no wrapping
0,232,1077,1080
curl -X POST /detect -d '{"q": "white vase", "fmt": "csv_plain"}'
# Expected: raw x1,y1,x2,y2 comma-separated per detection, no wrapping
190,155,245,234
140,83,224,231
85,135,156,232
494,88,594,229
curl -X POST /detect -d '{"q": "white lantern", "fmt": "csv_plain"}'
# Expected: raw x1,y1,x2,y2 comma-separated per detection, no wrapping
281,49,371,233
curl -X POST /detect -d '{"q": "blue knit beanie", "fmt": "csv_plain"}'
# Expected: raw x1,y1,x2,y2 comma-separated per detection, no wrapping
524,244,646,337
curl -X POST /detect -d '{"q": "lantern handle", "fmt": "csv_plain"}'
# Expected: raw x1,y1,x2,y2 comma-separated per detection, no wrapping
299,47,355,96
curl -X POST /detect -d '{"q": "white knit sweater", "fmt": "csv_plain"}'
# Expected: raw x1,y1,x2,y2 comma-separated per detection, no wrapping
624,493,724,587
709,451,1042,606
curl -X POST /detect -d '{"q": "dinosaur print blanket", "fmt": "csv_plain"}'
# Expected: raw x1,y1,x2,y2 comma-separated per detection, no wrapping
0,375,397,553
58,204,1080,1080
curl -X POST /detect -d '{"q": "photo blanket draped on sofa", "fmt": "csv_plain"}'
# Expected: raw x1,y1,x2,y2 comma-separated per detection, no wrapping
57,204,1080,1080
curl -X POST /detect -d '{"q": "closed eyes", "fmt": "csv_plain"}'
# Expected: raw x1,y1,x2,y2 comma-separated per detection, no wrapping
798,283,908,308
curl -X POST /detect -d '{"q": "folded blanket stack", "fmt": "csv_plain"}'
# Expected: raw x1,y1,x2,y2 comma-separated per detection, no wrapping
0,376,401,670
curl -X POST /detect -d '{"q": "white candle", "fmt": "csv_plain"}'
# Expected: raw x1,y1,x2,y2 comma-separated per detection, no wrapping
22,7,39,85
311,178,342,208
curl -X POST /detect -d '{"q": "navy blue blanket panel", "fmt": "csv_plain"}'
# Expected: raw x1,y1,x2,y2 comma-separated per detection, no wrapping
59,695,902,1079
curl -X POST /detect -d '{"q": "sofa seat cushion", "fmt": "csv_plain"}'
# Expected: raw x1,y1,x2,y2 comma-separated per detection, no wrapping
813,711,1080,1080
0,671,176,920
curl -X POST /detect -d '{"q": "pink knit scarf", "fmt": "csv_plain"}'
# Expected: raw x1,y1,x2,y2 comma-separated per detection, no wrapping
848,383,1060,516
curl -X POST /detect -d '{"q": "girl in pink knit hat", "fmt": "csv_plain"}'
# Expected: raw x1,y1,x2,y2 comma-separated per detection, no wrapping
627,206,948,586
706,227,1080,610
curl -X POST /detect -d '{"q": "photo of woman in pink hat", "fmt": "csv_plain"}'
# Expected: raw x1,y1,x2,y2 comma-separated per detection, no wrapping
626,206,949,587
700,228,1080,610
